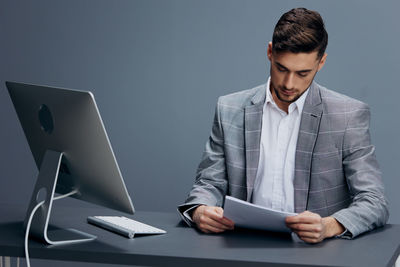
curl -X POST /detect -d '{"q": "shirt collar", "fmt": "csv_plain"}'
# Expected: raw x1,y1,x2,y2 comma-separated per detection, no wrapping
265,76,309,114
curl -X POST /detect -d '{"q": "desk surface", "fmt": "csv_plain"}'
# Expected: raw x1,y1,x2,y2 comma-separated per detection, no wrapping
0,203,399,267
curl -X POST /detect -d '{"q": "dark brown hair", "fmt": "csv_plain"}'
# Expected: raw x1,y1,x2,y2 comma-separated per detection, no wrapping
272,8,328,59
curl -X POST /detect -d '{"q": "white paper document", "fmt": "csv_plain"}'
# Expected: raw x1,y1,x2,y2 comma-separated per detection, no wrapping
223,196,297,233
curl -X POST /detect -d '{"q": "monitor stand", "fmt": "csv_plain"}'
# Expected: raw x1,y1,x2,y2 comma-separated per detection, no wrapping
24,150,96,245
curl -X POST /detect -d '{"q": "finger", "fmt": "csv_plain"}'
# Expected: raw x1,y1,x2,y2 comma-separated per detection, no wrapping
286,216,319,224
220,216,235,228
205,207,223,220
294,230,321,239
199,222,226,233
195,210,233,231
287,223,323,233
285,214,320,224
212,208,234,225
215,207,235,226
202,215,233,230
206,209,234,228
214,207,224,215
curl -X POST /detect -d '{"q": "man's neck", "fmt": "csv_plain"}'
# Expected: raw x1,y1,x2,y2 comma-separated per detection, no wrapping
270,87,289,113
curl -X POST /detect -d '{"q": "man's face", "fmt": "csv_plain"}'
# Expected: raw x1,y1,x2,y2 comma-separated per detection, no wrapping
267,42,327,111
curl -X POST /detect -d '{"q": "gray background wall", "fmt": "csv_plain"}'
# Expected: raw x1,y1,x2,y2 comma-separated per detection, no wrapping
0,0,399,265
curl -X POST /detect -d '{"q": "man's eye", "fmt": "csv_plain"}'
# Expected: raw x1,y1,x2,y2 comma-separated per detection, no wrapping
277,67,286,72
298,72,308,77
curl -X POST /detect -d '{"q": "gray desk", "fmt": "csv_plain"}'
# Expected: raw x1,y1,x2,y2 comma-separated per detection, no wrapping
0,203,399,267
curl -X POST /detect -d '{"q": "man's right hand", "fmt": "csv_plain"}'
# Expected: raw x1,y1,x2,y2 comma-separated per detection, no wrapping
192,205,235,233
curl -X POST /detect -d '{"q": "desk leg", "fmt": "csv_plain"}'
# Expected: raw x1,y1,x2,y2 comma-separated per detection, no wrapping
3,257,9,267
0,257,21,267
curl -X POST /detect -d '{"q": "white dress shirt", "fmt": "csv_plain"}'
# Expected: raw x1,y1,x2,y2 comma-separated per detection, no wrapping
183,78,309,223
251,77,309,212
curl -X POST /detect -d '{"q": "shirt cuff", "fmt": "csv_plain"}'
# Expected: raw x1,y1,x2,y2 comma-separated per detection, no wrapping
335,228,353,239
182,204,201,224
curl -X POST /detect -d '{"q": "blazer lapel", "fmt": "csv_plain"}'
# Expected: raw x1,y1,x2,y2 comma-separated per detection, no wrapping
294,82,323,213
245,86,265,202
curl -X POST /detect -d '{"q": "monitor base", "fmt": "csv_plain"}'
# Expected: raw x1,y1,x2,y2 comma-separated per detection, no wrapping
46,229,96,245
24,150,96,245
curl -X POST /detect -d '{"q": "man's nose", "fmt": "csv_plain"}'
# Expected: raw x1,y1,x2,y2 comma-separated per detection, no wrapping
283,73,295,90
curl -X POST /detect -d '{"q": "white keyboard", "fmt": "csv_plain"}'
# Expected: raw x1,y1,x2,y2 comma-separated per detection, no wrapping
87,216,166,238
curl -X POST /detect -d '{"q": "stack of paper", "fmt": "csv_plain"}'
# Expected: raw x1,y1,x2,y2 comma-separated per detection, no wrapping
223,196,297,233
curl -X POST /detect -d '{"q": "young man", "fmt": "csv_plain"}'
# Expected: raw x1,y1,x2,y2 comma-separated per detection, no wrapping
178,7,388,243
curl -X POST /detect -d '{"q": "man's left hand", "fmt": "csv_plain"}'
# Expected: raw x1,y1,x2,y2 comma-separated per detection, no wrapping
285,211,345,243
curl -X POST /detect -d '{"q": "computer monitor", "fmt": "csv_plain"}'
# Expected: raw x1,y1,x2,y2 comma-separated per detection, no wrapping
6,81,134,245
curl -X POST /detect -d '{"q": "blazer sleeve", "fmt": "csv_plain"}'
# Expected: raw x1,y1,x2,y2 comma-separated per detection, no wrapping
177,98,228,225
331,103,389,238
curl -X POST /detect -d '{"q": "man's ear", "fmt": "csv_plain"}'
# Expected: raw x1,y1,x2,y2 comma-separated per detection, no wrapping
317,53,327,71
267,42,273,62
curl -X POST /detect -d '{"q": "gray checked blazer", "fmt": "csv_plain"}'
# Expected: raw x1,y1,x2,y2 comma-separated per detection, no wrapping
179,82,389,238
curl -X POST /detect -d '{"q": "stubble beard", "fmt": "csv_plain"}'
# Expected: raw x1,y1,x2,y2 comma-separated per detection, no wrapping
270,73,316,105
271,83,302,104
